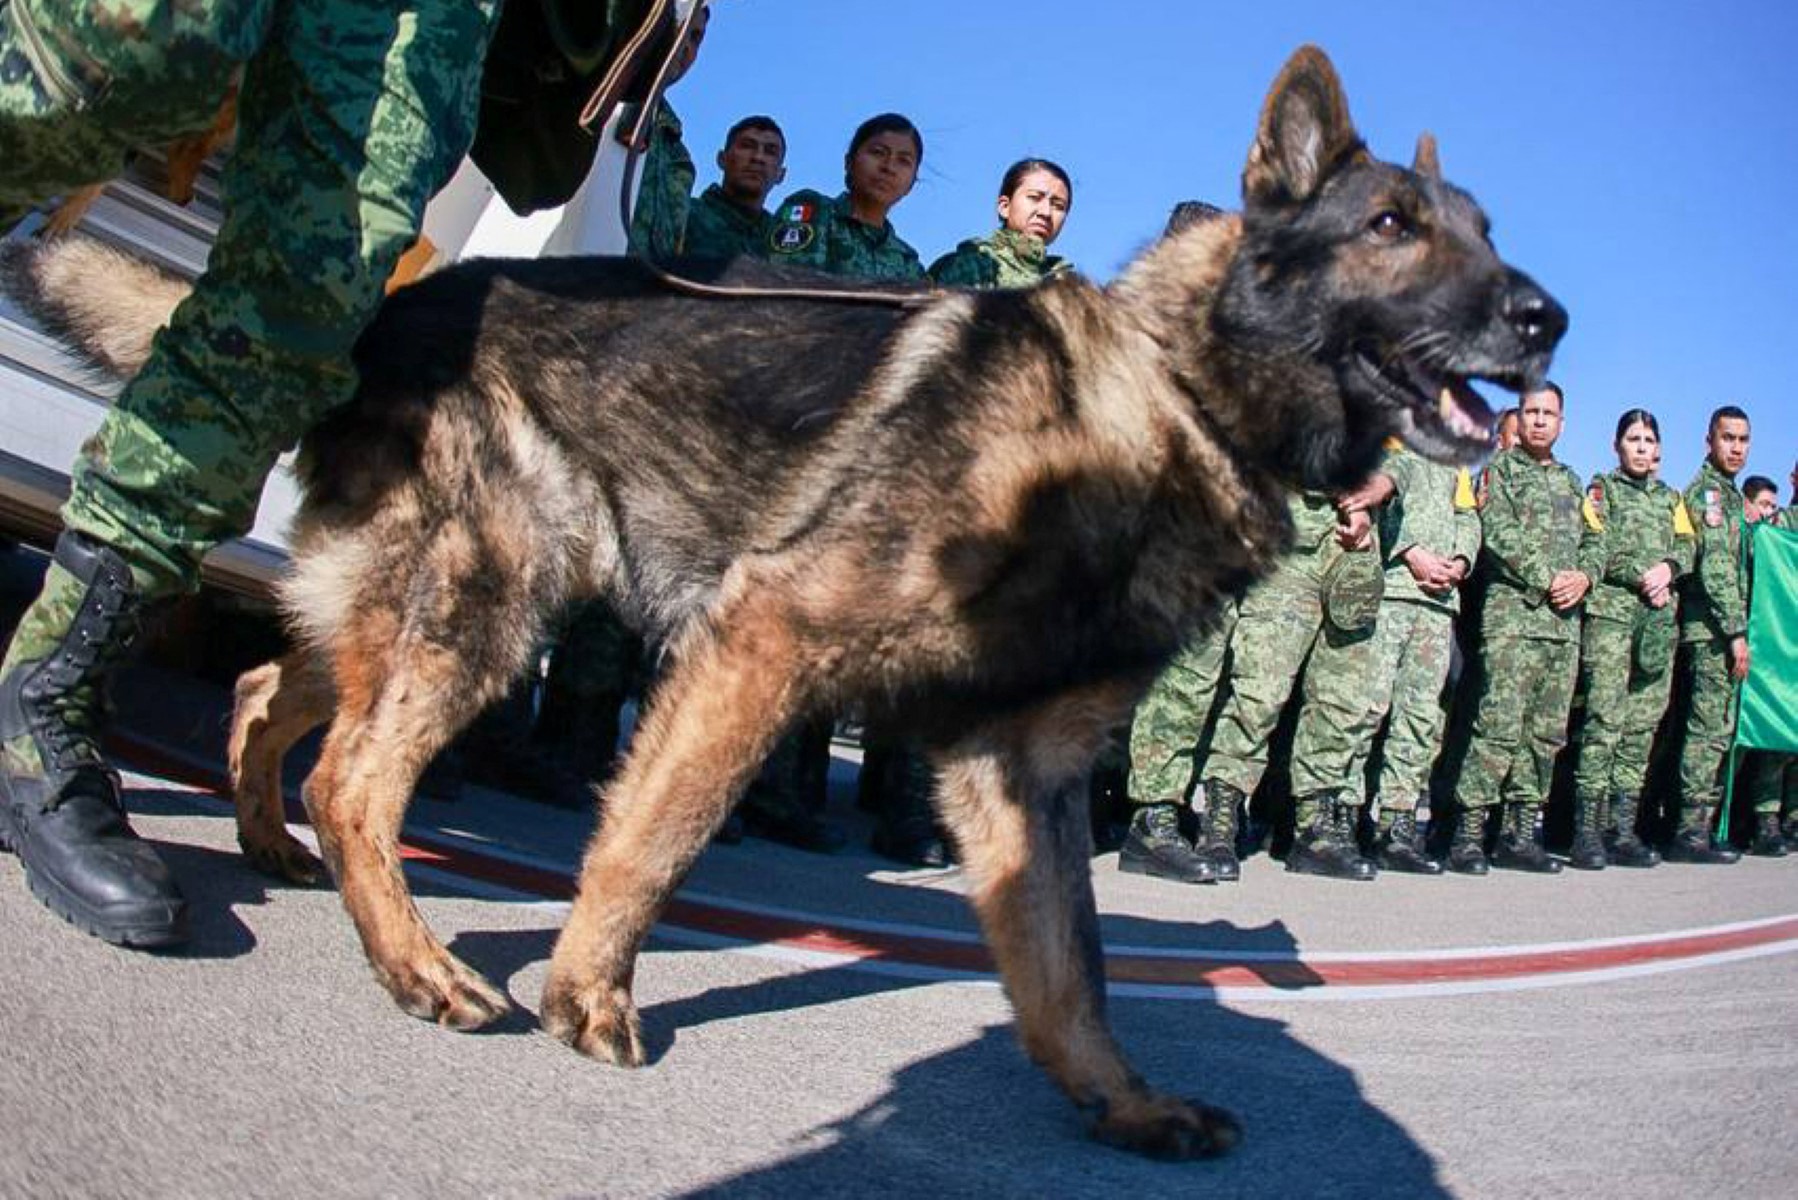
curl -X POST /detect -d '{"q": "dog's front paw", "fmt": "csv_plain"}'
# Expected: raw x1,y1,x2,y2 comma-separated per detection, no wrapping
1090,1093,1242,1161
238,830,326,885
378,953,512,1031
540,976,646,1067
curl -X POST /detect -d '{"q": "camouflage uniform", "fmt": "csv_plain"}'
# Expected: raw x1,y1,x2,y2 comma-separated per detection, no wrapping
1192,489,1382,880
927,227,1071,288
1743,503,1795,834
682,182,772,260
762,188,924,281
0,0,498,604
1674,460,1749,839
1348,449,1481,826
1126,601,1238,806
1457,448,1598,859
1571,471,1694,852
624,99,693,261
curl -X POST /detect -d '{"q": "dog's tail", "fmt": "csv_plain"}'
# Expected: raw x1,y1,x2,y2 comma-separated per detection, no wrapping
0,236,191,381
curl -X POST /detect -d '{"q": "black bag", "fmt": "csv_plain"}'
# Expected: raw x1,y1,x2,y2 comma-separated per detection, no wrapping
470,0,673,215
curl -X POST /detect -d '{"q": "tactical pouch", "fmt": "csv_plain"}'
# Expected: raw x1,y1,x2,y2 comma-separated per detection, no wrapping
470,0,673,215
1631,605,1675,680
1323,545,1385,635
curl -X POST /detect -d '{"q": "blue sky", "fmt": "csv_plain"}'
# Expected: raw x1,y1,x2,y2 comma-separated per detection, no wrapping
671,1,1795,490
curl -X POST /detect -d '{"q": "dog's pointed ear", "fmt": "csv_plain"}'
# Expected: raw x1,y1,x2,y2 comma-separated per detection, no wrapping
1243,45,1368,208
1412,132,1441,180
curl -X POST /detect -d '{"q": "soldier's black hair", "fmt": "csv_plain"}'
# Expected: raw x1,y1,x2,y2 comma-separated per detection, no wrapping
1535,381,1565,410
847,113,923,164
1708,404,1750,434
999,158,1073,206
1613,408,1660,444
1743,475,1778,502
724,115,785,155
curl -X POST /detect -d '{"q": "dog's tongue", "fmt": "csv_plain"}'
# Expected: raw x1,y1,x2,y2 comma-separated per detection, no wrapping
1436,379,1494,440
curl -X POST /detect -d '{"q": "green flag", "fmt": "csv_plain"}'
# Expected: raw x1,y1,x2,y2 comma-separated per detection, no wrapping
1737,522,1798,754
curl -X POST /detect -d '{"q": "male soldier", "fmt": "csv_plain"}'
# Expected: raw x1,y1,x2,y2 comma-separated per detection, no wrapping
1116,602,1238,884
1742,476,1779,525
1331,443,1482,874
1450,383,1596,875
1669,406,1753,863
1745,460,1798,847
1192,486,1385,882
683,115,787,260
0,0,674,947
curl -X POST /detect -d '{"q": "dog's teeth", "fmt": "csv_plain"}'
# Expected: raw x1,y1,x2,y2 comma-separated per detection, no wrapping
1437,387,1455,423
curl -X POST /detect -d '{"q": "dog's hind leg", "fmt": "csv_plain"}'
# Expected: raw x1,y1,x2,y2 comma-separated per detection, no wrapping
305,614,521,1031
228,649,333,884
540,594,805,1065
933,682,1243,1160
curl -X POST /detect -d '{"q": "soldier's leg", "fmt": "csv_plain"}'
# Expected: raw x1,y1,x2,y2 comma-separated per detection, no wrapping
1669,638,1741,863
1570,619,1630,868
1490,638,1574,873
1371,604,1454,872
1745,752,1791,857
1602,651,1670,866
1285,616,1381,881
1450,635,1529,874
1120,604,1236,884
0,0,272,225
1,0,500,946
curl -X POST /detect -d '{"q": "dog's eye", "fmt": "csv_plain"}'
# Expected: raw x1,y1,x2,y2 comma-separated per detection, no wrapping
1368,211,1411,242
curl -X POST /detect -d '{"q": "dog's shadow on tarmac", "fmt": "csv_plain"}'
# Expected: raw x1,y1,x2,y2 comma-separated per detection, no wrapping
451,910,1446,1197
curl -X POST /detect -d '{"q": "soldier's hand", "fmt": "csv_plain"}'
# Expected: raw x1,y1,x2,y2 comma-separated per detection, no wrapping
1403,546,1455,594
1338,508,1374,549
1337,473,1396,515
1729,636,1751,681
1639,561,1674,604
1548,569,1591,611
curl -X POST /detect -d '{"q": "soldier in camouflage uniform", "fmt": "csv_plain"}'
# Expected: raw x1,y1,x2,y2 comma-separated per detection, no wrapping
0,0,666,948
682,114,785,261
1569,410,1694,869
1331,443,1482,875
1117,601,1237,884
1190,487,1385,882
928,158,1074,288
1668,406,1753,863
762,113,926,283
1451,384,1598,876
1739,459,1794,854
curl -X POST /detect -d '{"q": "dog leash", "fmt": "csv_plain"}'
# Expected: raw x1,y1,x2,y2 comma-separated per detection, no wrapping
592,0,936,311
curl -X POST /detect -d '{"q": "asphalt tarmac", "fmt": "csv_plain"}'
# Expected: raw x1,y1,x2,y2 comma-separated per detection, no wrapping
2,551,1796,1197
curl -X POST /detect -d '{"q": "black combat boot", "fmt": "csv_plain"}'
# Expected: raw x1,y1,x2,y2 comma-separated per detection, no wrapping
1568,794,1609,871
1195,779,1244,883
1604,792,1660,868
1749,812,1789,858
1491,803,1562,874
1662,808,1740,865
1119,802,1217,884
1285,792,1377,881
1446,805,1490,875
1376,806,1443,875
0,531,186,946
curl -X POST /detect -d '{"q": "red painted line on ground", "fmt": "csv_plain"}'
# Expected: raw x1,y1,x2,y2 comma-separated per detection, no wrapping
114,731,1798,991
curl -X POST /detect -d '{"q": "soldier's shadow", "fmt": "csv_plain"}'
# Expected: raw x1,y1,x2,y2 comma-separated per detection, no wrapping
450,913,1445,1196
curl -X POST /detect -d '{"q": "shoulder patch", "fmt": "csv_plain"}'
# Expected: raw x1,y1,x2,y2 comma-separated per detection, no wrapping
1453,469,1477,511
768,220,816,255
1672,498,1696,538
1581,492,1605,533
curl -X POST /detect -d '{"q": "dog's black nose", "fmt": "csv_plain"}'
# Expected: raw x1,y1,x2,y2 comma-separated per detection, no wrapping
1503,277,1568,354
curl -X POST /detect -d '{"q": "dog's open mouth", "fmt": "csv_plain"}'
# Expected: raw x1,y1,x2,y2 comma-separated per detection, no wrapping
1355,345,1515,462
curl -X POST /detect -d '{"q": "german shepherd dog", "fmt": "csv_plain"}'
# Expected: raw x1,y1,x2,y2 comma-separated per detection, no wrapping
3,48,1563,1158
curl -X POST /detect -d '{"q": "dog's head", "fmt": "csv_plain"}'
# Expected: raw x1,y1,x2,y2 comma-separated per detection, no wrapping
1206,46,1565,489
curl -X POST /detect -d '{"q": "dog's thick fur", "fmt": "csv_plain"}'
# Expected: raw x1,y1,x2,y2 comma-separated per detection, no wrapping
4,48,1562,1158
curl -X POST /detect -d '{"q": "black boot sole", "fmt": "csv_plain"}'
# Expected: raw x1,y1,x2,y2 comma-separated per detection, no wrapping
1117,850,1216,885
21,855,188,948
1284,853,1377,881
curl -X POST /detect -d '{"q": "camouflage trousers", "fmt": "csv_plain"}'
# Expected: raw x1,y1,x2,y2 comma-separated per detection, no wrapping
1201,544,1378,798
1572,615,1674,800
1347,600,1455,812
1675,637,1738,819
1745,751,1795,817
0,0,495,628
1458,635,1578,810
1125,599,1238,807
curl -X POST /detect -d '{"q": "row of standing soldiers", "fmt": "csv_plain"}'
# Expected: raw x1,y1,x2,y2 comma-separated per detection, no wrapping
1118,394,1794,884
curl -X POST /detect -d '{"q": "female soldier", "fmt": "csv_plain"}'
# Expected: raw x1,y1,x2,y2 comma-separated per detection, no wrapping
1569,410,1696,868
928,158,1074,287
763,112,926,281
